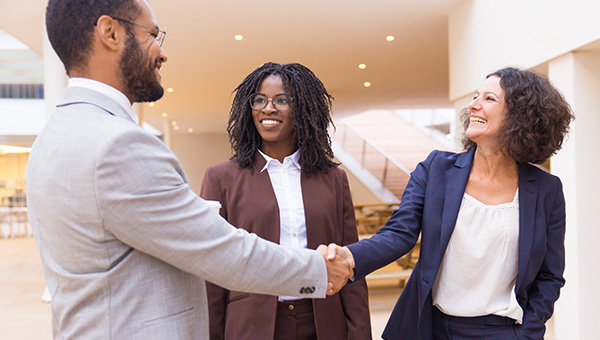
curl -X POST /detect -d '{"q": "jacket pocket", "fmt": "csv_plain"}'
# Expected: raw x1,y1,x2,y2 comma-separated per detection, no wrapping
227,292,250,304
141,307,195,328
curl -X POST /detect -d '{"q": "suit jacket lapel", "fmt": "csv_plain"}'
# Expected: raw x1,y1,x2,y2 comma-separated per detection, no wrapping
252,151,281,244
516,164,538,291
439,149,474,258
301,172,323,250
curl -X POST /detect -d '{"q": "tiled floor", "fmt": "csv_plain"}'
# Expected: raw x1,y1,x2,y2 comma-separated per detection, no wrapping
0,238,555,340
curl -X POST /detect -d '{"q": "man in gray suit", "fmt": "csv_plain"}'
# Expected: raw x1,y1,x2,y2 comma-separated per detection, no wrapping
27,0,353,339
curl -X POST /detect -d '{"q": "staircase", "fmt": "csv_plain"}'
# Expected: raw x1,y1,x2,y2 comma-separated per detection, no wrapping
333,109,453,201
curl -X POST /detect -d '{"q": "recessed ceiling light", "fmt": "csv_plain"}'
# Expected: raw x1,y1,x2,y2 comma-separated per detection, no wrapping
358,64,367,69
171,120,177,126
363,82,372,88
167,88,174,93
148,102,155,107
161,112,168,118
234,35,244,41
188,128,194,133
173,125,180,130
386,35,395,42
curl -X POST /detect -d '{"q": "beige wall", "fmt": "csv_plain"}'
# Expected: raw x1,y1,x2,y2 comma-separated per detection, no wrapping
171,132,232,194
448,0,600,101
0,153,28,181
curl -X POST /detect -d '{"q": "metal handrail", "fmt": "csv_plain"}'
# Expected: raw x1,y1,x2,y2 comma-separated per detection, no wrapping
339,118,411,178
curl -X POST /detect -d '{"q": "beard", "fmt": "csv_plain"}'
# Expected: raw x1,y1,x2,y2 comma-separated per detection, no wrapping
118,35,164,103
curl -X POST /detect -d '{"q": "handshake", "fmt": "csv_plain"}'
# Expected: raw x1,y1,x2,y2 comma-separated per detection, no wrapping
316,244,356,296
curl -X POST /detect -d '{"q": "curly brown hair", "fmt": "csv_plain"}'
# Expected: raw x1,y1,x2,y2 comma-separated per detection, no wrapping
461,67,575,164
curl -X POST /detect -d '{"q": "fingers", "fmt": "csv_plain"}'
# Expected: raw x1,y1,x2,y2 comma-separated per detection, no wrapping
316,244,327,257
318,243,358,295
325,243,355,270
326,282,334,295
324,251,353,296
326,243,337,261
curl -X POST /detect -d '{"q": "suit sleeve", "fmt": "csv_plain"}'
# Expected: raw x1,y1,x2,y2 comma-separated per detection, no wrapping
516,178,566,339
200,167,229,340
347,150,434,279
94,130,328,298
337,171,373,340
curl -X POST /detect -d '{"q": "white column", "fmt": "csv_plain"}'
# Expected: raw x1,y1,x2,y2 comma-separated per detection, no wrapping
43,29,67,120
549,52,600,340
163,120,173,150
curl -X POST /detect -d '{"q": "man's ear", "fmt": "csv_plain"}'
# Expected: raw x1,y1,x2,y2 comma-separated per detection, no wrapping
95,15,122,51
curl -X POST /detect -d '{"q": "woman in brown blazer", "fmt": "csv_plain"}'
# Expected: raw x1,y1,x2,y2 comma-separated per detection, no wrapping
200,62,371,340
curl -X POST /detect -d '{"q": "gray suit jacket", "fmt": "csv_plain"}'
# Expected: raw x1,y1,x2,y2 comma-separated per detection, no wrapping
26,86,327,340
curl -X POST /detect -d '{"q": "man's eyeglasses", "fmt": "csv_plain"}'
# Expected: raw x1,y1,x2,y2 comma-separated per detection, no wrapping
249,94,293,111
113,17,167,47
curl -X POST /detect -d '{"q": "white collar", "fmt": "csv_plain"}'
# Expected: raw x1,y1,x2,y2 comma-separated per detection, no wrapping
68,78,139,124
258,149,301,173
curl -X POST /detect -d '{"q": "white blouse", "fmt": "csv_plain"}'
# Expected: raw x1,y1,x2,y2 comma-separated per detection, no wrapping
258,150,307,302
432,189,523,323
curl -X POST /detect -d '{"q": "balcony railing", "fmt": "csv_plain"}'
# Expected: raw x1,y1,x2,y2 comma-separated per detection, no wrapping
334,119,411,199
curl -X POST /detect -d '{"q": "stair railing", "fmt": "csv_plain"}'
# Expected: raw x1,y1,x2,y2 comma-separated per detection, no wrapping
335,119,411,190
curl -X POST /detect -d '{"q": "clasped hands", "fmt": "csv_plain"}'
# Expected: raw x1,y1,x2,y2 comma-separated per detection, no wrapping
316,243,356,295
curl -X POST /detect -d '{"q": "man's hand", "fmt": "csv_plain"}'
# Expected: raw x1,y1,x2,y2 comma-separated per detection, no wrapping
316,244,352,295
325,243,355,269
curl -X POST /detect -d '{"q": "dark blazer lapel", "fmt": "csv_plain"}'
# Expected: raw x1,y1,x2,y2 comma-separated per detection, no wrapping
516,163,538,291
252,152,281,243
439,149,474,256
301,171,327,250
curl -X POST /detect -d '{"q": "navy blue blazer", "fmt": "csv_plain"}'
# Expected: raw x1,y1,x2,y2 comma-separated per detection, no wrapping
348,149,566,340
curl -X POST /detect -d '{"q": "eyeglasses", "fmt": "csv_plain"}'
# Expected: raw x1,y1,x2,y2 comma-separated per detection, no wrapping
113,17,167,47
249,94,293,111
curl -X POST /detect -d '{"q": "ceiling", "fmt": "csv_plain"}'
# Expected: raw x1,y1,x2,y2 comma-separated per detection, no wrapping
0,0,465,134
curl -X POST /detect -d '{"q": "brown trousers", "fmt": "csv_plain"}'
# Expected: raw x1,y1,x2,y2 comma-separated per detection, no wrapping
274,299,317,340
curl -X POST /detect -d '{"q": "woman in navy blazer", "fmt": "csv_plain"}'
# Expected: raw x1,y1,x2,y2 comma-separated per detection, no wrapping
331,67,574,340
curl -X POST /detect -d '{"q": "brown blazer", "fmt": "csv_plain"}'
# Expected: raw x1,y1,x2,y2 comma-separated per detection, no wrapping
200,153,372,340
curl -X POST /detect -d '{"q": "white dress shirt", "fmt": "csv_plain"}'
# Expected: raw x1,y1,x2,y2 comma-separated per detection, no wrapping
258,150,307,302
432,189,523,323
68,78,139,124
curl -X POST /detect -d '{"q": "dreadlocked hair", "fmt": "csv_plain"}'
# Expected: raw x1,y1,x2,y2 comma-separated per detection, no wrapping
227,62,339,176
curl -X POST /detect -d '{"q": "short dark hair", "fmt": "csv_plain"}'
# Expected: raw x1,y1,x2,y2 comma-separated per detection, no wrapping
227,62,338,176
46,0,141,74
461,67,575,164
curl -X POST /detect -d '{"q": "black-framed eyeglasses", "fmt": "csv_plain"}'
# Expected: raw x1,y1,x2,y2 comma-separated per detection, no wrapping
113,17,167,47
249,94,293,111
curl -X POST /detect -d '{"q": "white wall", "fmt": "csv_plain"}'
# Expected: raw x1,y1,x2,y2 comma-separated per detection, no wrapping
0,99,45,135
550,51,600,340
448,0,600,101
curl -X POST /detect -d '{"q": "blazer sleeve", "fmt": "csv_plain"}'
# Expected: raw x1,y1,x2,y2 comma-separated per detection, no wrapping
200,166,229,340
517,178,566,339
348,150,434,279
337,171,373,340
94,129,329,298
